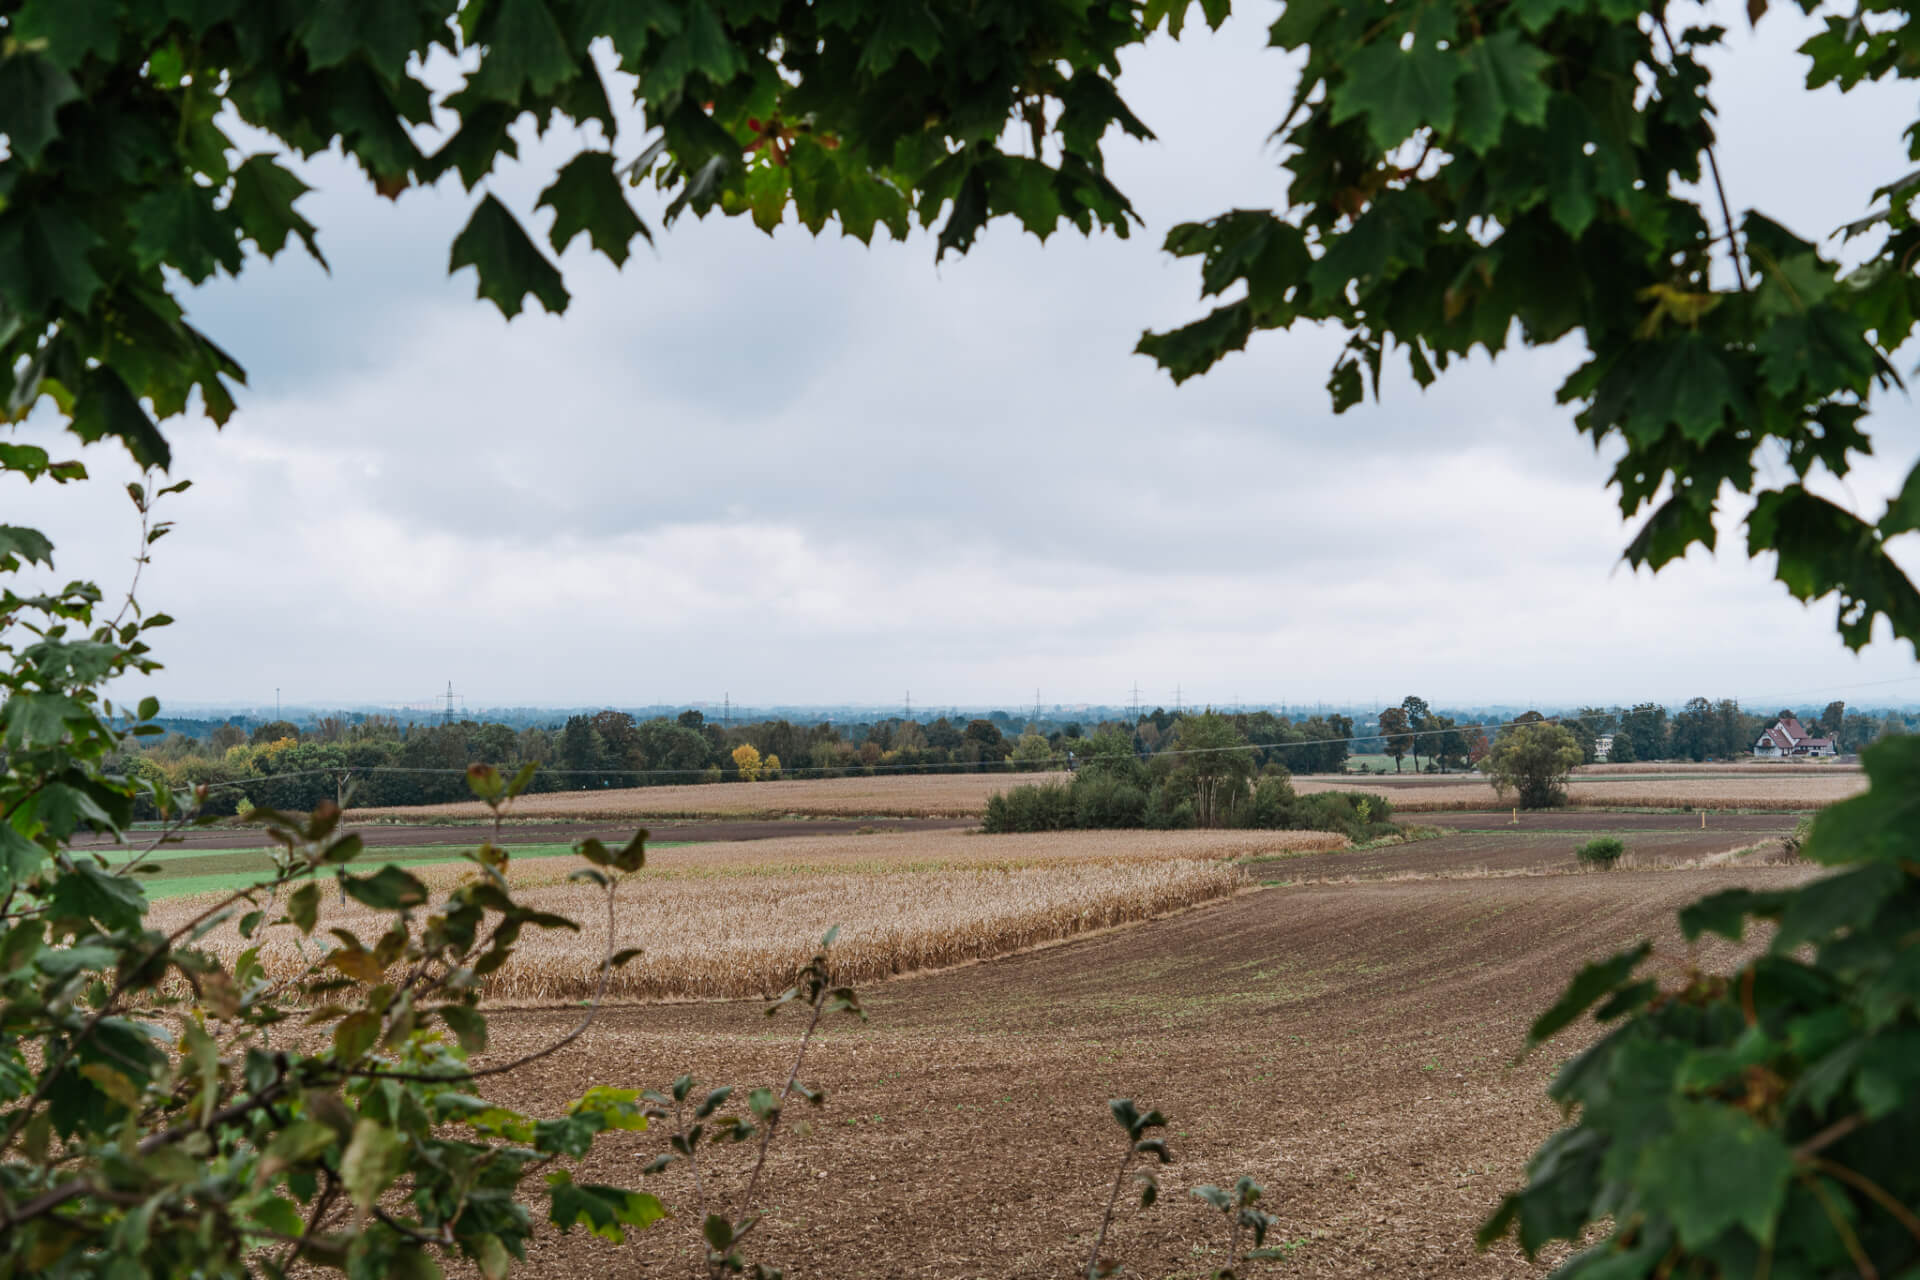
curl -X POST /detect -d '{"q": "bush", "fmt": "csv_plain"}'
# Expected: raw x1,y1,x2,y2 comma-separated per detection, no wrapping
1242,775,1300,829
1145,784,1196,830
1576,836,1625,866
1073,775,1148,829
981,781,1077,832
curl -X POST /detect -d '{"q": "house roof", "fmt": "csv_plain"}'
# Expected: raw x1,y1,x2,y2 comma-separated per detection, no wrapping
1758,717,1833,752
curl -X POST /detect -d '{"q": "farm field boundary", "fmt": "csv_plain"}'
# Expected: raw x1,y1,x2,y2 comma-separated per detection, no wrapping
345,767,1862,824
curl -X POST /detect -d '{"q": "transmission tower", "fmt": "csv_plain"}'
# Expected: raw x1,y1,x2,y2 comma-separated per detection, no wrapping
1033,688,1042,726
904,689,912,720
1129,681,1141,724
443,681,459,727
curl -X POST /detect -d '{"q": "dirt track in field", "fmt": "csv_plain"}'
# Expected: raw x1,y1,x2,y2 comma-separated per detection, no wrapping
480,866,1813,1279
1415,810,1797,833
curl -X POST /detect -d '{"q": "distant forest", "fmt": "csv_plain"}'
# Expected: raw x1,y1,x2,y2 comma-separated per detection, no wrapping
112,697,1915,815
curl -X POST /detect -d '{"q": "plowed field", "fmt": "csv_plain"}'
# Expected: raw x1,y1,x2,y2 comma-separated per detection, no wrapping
478,865,1815,1278
1257,811,1802,879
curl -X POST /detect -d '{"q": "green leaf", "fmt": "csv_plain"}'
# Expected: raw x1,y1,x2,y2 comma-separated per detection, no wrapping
469,0,579,102
547,1171,668,1243
859,2,944,76
642,1,742,101
1748,487,1920,651
438,1004,488,1053
0,525,55,570
1543,96,1599,237
340,1118,407,1210
71,366,171,470
13,0,120,70
288,881,321,934
1635,1103,1793,1249
1774,861,1905,951
48,865,147,932
1527,943,1651,1048
1678,888,1791,941
537,151,650,265
0,51,80,162
448,194,571,319
1881,459,1920,538
342,864,429,911
36,943,117,979
130,182,244,284
229,154,327,266
1453,31,1552,152
0,204,106,314
1328,15,1464,150
0,826,47,896
295,0,429,78
331,1010,381,1062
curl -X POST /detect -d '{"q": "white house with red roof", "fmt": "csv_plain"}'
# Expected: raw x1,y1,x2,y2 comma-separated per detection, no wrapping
1753,715,1836,758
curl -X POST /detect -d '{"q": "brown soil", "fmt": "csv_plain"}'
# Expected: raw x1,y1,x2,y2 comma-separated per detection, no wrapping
1414,810,1796,833
478,866,1812,1278
1256,826,1796,880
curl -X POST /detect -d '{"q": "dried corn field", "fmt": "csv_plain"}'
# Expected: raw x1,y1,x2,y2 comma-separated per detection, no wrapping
432,826,1348,884
159,858,1249,1002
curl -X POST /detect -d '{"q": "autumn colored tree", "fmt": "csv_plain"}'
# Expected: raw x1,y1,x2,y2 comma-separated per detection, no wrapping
730,742,763,781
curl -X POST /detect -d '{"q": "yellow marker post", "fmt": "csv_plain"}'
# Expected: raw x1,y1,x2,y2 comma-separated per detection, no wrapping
1701,810,1706,829
1511,806,1518,825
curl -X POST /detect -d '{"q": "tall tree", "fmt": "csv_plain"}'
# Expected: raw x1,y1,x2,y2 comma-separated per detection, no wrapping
1400,695,1432,770
1377,707,1413,773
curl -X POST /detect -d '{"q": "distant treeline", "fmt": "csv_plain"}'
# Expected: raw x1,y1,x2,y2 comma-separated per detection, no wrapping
102,695,1913,816
107,707,1361,816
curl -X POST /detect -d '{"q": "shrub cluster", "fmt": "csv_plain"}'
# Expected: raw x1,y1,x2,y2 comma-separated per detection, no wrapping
1575,836,1625,866
983,772,1396,840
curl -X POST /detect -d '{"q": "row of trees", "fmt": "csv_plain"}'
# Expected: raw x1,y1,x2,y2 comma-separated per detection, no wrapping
106,707,1370,813
105,694,1911,815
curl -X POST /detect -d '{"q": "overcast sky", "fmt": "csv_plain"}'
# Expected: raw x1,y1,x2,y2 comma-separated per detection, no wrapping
8,4,1920,713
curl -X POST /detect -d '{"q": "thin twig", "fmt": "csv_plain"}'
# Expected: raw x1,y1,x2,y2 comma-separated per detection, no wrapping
1793,1114,1864,1160
736,985,828,1223
350,874,622,1085
1086,1144,1134,1280
1811,1157,1920,1244
1802,1172,1879,1280
1654,14,1749,292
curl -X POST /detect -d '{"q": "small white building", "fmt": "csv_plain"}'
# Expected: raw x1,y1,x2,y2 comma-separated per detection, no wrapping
1594,733,1615,761
1754,715,1835,758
